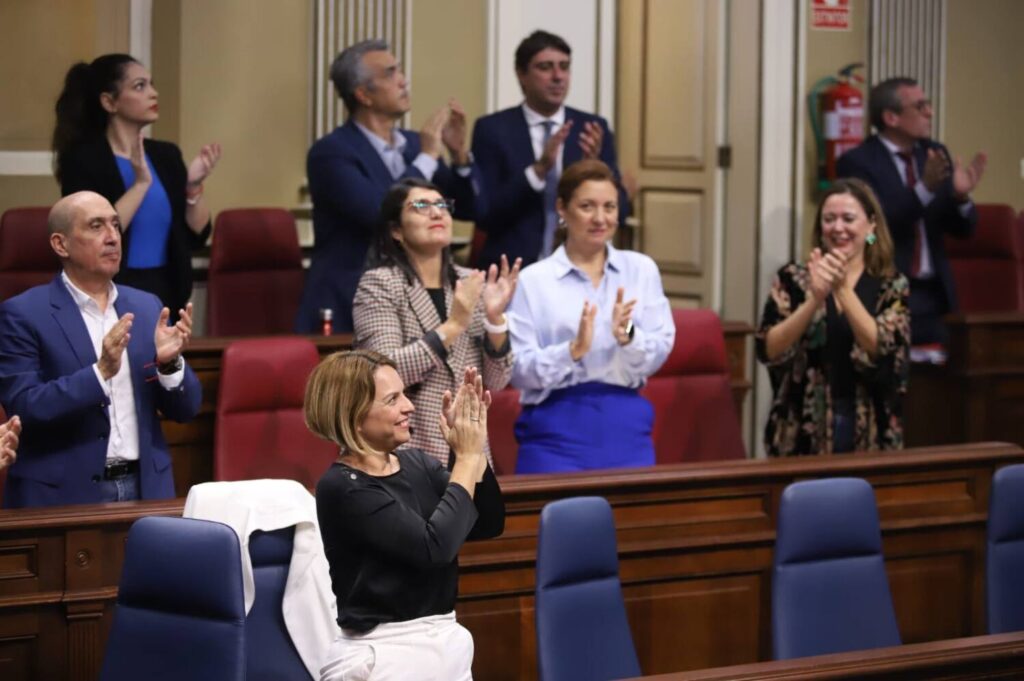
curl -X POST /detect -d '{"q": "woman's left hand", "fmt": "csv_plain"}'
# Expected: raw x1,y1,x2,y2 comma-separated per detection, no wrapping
481,254,522,321
187,143,222,187
611,287,638,345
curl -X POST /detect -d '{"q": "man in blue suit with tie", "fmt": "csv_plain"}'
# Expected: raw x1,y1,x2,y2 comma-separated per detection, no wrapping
296,39,480,334
471,30,630,270
837,77,987,344
0,191,201,508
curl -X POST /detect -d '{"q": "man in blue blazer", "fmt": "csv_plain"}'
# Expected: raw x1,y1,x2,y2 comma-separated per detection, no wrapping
296,39,480,334
0,192,201,508
471,30,630,270
837,77,986,344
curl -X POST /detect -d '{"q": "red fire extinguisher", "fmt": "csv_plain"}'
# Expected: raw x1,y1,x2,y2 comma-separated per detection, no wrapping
809,63,864,190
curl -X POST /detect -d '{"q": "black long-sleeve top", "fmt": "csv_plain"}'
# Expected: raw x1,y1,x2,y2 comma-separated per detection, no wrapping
315,448,505,633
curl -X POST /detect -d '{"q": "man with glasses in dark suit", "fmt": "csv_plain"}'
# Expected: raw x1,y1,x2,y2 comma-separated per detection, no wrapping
838,77,987,344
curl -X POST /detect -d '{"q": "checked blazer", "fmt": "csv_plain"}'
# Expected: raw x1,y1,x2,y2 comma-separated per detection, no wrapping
352,265,513,467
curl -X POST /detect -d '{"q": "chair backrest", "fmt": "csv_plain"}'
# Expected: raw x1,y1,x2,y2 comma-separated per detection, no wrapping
772,477,901,660
488,387,522,475
987,464,1024,634
100,516,246,681
247,527,312,680
945,203,1023,313
535,496,641,681
640,308,746,463
207,208,304,336
215,337,337,486
0,207,60,301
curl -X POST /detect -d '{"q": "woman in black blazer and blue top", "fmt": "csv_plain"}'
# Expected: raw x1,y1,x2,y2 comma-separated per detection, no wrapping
53,53,221,317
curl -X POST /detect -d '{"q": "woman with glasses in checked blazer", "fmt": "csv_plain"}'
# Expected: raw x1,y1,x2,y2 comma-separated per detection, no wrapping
352,178,521,468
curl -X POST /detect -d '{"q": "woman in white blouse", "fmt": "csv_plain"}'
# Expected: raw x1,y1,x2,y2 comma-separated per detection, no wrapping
506,159,675,473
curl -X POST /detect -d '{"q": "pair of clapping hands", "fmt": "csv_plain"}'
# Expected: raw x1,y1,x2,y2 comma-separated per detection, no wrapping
807,248,852,304
419,98,473,166
439,368,490,481
569,287,636,361
919,148,986,199
97,303,195,380
445,255,523,337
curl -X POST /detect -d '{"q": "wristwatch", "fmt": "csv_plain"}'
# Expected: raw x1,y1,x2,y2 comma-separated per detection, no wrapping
158,355,184,375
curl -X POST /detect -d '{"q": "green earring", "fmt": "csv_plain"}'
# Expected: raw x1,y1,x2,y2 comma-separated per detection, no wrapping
866,233,877,246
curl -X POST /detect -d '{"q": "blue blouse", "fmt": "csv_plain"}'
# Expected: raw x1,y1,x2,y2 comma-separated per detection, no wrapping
115,154,173,268
507,244,675,405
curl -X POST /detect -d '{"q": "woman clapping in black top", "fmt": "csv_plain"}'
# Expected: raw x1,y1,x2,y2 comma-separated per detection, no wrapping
305,350,503,681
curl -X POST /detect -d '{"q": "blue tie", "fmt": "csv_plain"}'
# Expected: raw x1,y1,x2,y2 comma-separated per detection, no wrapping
539,120,559,258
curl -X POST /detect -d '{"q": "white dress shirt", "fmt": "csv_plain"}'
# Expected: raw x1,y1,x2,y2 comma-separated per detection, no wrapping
62,271,184,462
355,122,438,181
507,244,675,404
522,103,566,192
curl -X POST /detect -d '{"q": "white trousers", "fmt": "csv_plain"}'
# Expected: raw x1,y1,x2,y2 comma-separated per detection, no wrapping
319,612,474,681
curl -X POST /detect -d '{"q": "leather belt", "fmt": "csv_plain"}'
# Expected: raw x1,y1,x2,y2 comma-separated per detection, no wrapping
103,459,139,480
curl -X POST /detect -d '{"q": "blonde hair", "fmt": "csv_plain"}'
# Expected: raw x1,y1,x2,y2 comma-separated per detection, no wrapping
303,349,396,456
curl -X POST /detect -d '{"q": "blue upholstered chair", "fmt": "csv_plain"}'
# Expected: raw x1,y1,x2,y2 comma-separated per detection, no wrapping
772,477,901,660
987,464,1024,633
535,496,641,681
247,527,313,680
100,516,246,681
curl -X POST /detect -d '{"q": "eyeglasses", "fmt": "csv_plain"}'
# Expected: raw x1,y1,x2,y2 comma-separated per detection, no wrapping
406,198,455,215
902,98,932,113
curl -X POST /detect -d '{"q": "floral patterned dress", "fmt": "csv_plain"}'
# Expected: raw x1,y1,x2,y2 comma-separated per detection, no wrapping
755,263,910,456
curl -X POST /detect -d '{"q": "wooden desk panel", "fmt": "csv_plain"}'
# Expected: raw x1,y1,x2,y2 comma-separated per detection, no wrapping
906,313,1024,449
634,632,1024,680
3,444,1011,680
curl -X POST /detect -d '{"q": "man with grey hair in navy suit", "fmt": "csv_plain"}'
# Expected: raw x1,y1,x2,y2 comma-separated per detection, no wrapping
296,39,481,334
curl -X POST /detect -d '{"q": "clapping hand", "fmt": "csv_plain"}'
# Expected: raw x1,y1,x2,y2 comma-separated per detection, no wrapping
534,121,572,176
611,287,637,346
154,302,193,365
578,121,604,159
187,143,221,187
450,271,485,332
441,98,469,165
0,415,21,470
130,130,152,186
952,152,987,199
569,301,598,361
481,255,522,322
439,367,490,481
98,314,134,380
807,248,848,304
419,105,451,159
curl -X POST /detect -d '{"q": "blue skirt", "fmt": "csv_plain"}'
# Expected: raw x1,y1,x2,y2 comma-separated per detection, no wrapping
514,382,655,474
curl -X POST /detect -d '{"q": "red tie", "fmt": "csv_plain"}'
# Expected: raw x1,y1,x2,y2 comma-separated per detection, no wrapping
898,150,923,277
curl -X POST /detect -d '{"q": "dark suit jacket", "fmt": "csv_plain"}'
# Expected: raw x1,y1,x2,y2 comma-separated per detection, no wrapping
470,105,630,269
836,134,976,312
0,278,202,508
296,121,480,334
59,137,211,314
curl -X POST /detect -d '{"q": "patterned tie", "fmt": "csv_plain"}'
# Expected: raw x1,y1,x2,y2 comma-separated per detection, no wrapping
897,150,925,278
539,120,559,258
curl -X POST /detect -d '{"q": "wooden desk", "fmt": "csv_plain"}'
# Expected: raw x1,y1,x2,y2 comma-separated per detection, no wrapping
906,312,1024,448
1,443,1017,680
168,324,753,495
632,631,1024,680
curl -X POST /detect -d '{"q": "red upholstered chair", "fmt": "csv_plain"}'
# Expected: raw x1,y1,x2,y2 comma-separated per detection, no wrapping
215,338,336,487
207,209,304,336
640,308,746,463
487,387,521,475
945,204,1023,313
0,207,60,301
